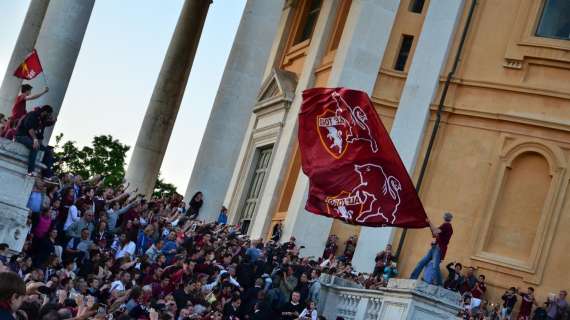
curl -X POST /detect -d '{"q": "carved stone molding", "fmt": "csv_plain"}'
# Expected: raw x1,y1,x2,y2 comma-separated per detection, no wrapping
504,58,523,69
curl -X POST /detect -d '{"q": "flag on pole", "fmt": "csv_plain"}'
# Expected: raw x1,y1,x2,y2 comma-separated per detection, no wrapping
13,49,43,80
298,87,428,228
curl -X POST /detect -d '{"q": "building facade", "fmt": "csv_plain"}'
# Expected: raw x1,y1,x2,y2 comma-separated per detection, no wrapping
188,0,570,302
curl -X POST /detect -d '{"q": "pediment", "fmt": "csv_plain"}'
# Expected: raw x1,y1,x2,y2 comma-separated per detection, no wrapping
256,69,297,104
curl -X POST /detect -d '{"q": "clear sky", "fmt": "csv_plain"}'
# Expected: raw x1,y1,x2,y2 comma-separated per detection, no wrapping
0,0,246,193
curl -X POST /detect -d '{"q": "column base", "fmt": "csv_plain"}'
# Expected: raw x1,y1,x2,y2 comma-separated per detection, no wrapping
0,138,41,252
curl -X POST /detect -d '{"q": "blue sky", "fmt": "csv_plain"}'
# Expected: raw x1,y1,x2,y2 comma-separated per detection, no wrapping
0,0,246,192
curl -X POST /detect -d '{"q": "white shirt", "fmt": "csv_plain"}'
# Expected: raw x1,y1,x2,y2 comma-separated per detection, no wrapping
115,241,136,259
299,308,317,320
64,205,80,230
110,280,125,293
320,259,333,268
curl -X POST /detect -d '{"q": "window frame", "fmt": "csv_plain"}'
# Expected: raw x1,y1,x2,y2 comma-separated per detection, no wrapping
408,0,426,14
503,0,570,69
534,0,570,41
293,0,323,46
237,146,274,234
394,34,414,72
281,0,324,68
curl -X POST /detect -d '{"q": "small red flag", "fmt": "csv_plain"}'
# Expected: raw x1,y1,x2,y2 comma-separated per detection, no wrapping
298,87,428,228
13,49,43,80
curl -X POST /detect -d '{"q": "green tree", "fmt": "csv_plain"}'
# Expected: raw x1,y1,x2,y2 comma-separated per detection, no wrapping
153,173,180,198
54,134,179,194
54,133,130,187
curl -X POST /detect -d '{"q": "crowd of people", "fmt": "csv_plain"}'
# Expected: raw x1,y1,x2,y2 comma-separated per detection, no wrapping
0,84,568,320
441,262,568,320
0,171,346,319
3,172,567,320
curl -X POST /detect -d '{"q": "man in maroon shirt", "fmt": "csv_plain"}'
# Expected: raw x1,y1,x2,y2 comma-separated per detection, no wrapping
410,212,453,286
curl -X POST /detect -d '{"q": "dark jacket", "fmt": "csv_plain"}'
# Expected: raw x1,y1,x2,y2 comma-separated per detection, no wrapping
443,263,464,292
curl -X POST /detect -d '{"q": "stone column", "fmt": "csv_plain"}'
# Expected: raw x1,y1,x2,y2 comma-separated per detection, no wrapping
0,0,50,115
284,0,400,259
184,0,283,221
32,0,95,141
126,0,211,197
351,0,466,273
247,0,341,247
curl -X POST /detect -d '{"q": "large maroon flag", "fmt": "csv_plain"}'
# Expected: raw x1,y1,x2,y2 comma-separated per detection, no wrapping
298,87,428,228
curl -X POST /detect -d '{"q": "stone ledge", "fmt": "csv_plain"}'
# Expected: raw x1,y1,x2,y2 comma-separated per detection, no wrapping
0,137,46,169
386,278,461,308
0,137,32,161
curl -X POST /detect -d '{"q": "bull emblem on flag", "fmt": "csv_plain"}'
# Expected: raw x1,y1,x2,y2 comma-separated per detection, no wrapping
317,109,348,158
324,164,402,225
13,49,43,80
317,92,379,159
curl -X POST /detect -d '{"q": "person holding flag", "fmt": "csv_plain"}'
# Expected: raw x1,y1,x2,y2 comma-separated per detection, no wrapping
12,49,48,121
0,84,48,139
10,84,48,121
410,212,454,286
1,49,49,139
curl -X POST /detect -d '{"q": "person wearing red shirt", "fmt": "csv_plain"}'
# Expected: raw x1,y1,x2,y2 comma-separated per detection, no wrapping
12,84,48,119
410,212,454,286
518,287,538,320
1,84,48,138
471,274,487,299
5,84,49,125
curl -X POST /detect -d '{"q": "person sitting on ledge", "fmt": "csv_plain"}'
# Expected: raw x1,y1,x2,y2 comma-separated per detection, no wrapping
14,104,56,178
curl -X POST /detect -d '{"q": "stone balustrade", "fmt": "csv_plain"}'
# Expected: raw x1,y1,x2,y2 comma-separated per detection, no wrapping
318,275,462,320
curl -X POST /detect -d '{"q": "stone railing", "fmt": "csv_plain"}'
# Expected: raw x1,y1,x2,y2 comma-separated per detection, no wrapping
0,138,41,252
318,275,462,320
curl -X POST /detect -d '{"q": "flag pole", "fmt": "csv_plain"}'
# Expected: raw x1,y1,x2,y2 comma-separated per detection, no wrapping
394,0,478,260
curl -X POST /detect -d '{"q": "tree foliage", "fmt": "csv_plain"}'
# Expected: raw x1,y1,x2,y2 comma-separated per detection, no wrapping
53,134,130,187
53,133,179,194
153,173,180,198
